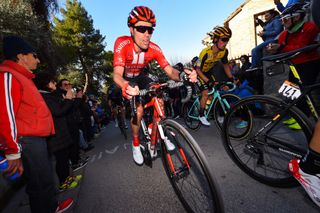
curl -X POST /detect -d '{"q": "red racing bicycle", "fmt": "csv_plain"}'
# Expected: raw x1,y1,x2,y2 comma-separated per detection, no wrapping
130,80,224,213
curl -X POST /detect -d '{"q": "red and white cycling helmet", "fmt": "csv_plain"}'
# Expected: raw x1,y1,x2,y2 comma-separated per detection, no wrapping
127,6,156,27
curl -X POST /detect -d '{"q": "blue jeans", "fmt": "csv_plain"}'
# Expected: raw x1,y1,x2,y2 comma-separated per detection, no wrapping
251,40,274,68
20,136,57,213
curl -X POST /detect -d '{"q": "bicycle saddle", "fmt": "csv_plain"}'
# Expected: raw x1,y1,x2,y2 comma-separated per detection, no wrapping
262,43,320,62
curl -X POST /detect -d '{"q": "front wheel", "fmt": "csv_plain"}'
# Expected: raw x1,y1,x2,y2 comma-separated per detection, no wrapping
182,101,201,130
222,95,313,187
160,119,224,213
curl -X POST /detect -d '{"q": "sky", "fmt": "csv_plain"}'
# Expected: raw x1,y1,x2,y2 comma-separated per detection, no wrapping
58,0,245,64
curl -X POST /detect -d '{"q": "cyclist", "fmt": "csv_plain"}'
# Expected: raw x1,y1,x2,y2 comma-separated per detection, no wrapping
288,0,320,207
113,6,197,165
195,26,235,126
107,84,128,129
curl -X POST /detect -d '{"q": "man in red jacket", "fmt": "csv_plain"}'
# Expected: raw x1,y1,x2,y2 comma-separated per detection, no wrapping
0,36,72,213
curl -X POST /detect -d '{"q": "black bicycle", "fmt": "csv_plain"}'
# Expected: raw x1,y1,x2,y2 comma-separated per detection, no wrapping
222,43,320,187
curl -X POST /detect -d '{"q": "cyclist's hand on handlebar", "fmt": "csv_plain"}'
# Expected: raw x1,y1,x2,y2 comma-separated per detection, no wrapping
183,68,197,83
122,82,139,100
206,80,216,89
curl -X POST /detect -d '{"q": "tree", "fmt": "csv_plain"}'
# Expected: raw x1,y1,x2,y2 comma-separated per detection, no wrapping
53,0,106,94
0,0,60,72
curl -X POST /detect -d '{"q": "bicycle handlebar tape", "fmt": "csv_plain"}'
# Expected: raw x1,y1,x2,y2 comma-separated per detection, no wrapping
129,82,138,124
179,72,188,83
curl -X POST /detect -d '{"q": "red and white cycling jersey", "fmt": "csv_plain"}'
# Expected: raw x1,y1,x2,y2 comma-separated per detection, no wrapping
113,36,169,79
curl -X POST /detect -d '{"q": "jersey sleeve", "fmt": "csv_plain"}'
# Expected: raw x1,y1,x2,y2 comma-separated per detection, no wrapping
221,49,229,64
0,72,22,160
149,43,170,69
113,36,129,67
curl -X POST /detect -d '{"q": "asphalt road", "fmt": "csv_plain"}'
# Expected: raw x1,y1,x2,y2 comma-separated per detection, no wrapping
74,119,319,213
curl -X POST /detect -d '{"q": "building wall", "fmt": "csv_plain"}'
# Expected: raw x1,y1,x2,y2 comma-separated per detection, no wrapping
226,0,288,59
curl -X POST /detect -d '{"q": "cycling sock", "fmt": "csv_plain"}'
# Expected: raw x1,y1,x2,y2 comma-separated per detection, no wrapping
133,135,140,147
300,148,320,175
199,108,205,117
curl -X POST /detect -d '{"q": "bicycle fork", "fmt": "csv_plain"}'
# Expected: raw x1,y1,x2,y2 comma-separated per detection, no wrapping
158,124,190,177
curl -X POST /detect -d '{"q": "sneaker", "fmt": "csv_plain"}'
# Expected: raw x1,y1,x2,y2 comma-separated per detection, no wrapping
288,122,302,130
283,117,297,125
65,175,82,185
199,116,210,126
71,160,88,172
55,198,73,213
59,180,78,192
289,159,320,207
163,136,175,151
236,120,248,129
132,144,144,165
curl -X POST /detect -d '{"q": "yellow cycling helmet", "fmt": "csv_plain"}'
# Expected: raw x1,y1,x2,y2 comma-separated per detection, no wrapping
208,26,232,39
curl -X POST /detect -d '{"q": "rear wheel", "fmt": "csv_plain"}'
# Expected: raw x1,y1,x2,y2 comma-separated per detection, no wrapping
182,101,201,130
223,95,313,187
161,119,224,213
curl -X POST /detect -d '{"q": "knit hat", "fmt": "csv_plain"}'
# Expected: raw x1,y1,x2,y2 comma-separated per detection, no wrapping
3,36,36,59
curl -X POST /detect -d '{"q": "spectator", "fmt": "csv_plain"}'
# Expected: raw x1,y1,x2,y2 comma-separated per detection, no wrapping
229,59,240,76
0,36,72,213
33,72,81,192
56,79,88,171
239,55,252,73
267,3,320,128
248,9,283,94
76,88,95,151
250,9,283,69
274,0,303,12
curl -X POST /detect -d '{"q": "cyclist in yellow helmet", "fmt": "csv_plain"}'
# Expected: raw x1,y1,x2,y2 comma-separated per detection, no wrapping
195,26,234,126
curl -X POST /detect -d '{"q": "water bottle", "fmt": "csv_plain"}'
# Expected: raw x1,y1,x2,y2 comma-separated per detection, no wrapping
0,155,20,180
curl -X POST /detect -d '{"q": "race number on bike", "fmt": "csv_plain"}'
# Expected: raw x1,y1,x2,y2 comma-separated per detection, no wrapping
278,80,301,100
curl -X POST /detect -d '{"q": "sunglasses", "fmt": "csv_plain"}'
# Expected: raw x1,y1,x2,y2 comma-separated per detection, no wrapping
32,53,38,59
220,37,230,42
133,26,154,34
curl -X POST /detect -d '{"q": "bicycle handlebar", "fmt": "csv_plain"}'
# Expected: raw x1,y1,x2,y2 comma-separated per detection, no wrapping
130,80,193,118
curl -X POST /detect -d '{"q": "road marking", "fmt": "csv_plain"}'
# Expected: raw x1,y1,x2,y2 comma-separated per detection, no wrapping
98,152,103,159
105,146,119,154
123,143,131,150
90,155,96,163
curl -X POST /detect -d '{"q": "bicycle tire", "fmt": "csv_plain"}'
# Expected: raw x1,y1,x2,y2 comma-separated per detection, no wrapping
212,93,252,139
160,119,224,213
222,95,313,187
182,101,201,130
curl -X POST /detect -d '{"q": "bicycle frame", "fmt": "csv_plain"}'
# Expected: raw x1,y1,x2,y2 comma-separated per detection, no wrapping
246,83,320,154
187,88,230,120
139,87,191,171
287,63,319,119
